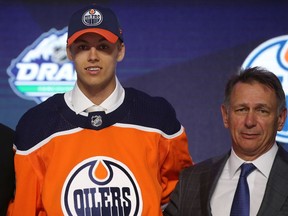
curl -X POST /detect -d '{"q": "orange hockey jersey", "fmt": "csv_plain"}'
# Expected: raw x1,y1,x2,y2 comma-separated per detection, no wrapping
9,88,192,216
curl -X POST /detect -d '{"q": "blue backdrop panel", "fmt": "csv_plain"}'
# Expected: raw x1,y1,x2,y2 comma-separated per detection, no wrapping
1,0,288,162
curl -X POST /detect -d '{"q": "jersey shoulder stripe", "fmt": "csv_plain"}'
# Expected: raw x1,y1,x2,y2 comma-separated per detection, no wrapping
15,88,182,151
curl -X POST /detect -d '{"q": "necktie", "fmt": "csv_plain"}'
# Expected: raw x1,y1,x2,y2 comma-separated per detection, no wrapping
230,163,256,216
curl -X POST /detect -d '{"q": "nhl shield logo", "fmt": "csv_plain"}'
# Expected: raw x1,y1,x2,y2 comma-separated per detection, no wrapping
91,115,103,127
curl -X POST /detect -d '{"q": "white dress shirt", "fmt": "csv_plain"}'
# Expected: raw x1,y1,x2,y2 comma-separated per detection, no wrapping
64,76,125,116
210,143,278,216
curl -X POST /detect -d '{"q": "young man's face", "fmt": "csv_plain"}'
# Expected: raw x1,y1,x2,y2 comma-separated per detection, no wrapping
221,81,287,161
67,32,125,100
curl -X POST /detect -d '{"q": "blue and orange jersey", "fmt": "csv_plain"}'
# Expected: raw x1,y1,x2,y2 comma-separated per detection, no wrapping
8,88,192,216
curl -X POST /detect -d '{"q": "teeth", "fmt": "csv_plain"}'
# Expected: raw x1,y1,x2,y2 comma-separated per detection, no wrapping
87,67,99,71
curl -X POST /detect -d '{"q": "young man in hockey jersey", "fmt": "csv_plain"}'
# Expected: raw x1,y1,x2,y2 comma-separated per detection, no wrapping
8,4,193,216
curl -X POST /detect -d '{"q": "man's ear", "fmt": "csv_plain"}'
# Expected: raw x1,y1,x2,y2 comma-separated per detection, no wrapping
221,104,229,128
117,43,125,62
278,108,287,131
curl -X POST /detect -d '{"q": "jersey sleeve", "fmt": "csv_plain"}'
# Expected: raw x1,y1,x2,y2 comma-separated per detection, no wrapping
159,127,193,204
8,152,46,215
7,105,50,216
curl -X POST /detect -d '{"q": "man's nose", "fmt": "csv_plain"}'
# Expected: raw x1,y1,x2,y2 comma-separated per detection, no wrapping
88,47,99,62
244,111,257,128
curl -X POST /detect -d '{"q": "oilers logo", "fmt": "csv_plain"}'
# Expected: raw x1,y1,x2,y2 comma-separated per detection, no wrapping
61,156,143,216
82,9,103,26
7,27,76,104
242,35,288,143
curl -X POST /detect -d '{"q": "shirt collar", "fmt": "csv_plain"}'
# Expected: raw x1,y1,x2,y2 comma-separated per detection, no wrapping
68,76,125,114
228,143,278,179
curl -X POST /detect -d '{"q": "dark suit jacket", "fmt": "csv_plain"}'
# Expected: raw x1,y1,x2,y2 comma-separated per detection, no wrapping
0,124,15,216
163,145,288,216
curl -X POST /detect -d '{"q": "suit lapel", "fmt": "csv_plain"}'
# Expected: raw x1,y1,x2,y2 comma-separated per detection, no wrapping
257,146,288,216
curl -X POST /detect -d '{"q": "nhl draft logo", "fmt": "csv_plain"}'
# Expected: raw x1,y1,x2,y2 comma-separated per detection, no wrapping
7,27,76,104
242,35,288,143
61,156,143,216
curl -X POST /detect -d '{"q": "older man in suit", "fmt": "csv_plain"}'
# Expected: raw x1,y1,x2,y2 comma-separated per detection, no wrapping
163,67,288,216
0,123,15,216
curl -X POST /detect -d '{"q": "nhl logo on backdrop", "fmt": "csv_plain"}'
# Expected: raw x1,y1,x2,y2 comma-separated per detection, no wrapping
61,156,143,216
7,27,76,104
242,35,288,143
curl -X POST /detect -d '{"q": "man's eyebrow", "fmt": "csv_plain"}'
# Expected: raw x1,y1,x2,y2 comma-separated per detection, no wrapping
233,103,269,107
74,38,87,44
255,103,270,109
98,37,108,42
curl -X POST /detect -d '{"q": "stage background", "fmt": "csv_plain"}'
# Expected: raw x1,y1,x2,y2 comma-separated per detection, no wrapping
1,0,288,163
